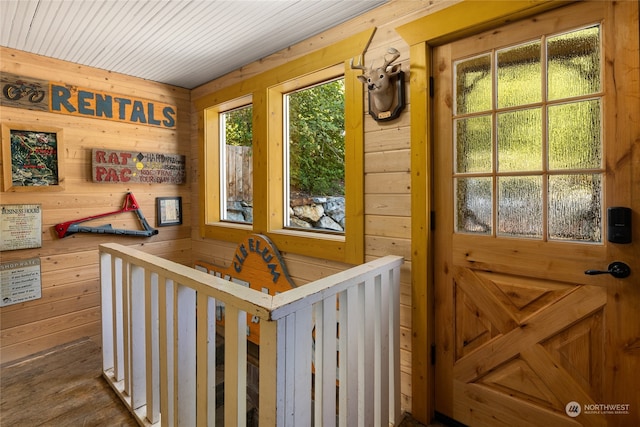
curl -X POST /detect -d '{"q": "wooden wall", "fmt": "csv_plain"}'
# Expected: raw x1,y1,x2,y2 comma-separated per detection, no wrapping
0,0,458,416
190,0,452,414
0,47,191,364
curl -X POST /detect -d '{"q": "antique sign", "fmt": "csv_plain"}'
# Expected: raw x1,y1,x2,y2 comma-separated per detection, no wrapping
1,124,64,192
92,148,186,184
1,258,42,307
0,204,42,251
1,72,176,129
195,234,296,344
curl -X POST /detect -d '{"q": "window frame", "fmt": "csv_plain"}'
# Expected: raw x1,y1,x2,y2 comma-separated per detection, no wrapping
197,30,373,264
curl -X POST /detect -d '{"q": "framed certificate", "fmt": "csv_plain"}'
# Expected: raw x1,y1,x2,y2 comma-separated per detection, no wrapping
156,197,182,226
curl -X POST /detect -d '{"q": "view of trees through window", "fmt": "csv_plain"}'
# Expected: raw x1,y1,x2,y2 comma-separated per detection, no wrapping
220,78,346,232
286,78,346,232
286,78,345,197
221,105,253,223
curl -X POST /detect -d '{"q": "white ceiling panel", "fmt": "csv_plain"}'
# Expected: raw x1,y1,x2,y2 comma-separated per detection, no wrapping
1,0,387,89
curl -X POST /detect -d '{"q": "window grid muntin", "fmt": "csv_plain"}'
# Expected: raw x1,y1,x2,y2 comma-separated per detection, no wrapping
453,24,604,242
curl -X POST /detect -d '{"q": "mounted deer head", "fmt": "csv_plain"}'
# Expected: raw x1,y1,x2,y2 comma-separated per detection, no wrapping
351,47,403,114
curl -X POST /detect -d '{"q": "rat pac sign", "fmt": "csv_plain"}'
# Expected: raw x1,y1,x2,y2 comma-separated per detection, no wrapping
195,234,296,344
92,148,185,184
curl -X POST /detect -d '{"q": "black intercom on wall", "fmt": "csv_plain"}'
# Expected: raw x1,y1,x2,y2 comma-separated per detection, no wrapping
607,207,632,244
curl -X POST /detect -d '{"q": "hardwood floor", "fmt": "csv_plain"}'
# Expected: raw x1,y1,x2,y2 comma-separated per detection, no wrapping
0,336,448,426
1,337,137,426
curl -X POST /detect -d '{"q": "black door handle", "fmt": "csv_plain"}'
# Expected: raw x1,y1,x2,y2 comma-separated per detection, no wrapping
584,261,631,279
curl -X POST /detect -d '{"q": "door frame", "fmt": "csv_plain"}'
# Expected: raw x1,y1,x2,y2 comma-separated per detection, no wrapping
396,1,594,423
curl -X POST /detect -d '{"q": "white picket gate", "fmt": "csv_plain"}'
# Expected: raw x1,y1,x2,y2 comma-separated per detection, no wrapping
99,242,403,426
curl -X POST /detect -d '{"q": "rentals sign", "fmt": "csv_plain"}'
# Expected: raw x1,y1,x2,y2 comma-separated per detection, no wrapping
1,72,177,129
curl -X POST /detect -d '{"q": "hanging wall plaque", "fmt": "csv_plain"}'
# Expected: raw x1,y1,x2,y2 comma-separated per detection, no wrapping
0,204,42,251
1,258,42,307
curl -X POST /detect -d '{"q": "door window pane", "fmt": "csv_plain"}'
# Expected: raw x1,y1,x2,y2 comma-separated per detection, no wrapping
455,115,492,173
548,26,601,100
221,105,253,223
497,41,541,108
498,176,542,238
456,177,492,234
452,24,603,243
455,54,492,114
549,174,602,242
497,108,542,172
548,99,601,170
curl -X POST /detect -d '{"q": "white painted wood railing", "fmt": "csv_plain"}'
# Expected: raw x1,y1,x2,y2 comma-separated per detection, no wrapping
100,243,403,427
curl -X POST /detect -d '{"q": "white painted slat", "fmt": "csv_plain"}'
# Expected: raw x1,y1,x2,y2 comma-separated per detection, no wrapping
164,278,176,427
100,252,114,372
196,292,209,427
377,273,390,426
321,297,337,427
224,305,247,426
360,280,375,426
293,305,313,426
258,318,280,426
112,257,125,382
122,260,131,391
314,303,324,426
176,284,197,426
130,265,146,410
207,296,217,427
390,266,402,426
284,313,296,427
145,271,160,424
340,285,359,426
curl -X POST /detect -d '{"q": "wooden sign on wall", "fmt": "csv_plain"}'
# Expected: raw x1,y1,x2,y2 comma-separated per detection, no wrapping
1,72,177,129
92,148,186,184
1,258,41,307
0,204,42,251
195,234,296,344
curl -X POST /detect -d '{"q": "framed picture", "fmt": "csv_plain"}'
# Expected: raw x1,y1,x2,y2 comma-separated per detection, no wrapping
1,123,64,192
156,196,182,227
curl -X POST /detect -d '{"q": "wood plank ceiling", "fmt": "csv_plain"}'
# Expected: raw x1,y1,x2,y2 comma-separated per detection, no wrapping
0,0,387,89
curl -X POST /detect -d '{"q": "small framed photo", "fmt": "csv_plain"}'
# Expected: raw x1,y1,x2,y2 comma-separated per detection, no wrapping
1,123,64,192
156,196,182,227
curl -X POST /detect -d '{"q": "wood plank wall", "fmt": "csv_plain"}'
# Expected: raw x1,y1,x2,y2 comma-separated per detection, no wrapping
0,0,456,415
0,47,191,364
190,0,452,414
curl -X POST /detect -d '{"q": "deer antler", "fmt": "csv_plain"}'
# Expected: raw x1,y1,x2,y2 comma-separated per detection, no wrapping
350,54,368,71
382,47,400,71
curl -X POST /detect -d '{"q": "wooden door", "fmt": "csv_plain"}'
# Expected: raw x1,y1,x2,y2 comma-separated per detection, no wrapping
433,2,639,426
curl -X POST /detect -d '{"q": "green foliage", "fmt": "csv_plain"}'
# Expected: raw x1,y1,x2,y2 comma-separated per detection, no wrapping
224,105,253,147
288,79,345,196
221,80,345,197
